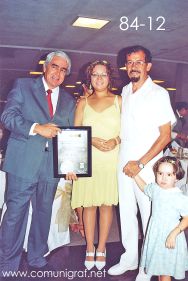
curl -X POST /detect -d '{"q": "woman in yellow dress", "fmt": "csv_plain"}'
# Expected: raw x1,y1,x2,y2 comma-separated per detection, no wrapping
71,60,121,270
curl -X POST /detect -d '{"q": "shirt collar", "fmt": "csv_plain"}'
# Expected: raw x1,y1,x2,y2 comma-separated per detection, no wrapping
129,76,152,95
42,76,59,95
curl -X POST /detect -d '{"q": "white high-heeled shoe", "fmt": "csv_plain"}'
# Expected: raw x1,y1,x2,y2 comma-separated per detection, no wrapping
95,249,106,270
84,247,95,270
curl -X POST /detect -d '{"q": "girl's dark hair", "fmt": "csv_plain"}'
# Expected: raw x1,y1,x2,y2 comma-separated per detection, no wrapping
153,156,185,180
86,60,114,90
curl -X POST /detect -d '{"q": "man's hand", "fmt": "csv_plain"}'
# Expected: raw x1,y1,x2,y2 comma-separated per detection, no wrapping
123,161,140,177
34,123,61,138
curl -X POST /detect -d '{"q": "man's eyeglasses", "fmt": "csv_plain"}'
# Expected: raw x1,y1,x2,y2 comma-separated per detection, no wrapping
91,73,108,78
126,60,146,67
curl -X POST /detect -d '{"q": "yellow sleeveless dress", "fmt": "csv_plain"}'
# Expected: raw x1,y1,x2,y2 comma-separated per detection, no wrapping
71,95,120,208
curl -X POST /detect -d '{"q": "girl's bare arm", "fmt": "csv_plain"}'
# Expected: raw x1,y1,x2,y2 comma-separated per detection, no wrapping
134,174,147,192
166,216,188,249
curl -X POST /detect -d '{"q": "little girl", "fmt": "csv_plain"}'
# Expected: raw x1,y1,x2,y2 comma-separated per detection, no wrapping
134,156,188,281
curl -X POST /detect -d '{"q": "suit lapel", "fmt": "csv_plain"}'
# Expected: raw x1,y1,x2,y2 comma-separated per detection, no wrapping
55,87,63,115
32,80,72,123
53,87,71,125
33,76,50,118
53,87,64,122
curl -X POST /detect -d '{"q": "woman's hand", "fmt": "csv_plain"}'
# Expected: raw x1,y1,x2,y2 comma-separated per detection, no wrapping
92,137,106,151
92,137,116,152
66,172,78,181
104,138,117,150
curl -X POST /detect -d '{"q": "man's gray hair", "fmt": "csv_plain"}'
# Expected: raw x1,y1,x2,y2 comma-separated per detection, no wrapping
44,50,71,75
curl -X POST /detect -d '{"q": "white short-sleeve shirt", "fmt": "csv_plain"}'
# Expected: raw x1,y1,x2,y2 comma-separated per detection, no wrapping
120,76,176,160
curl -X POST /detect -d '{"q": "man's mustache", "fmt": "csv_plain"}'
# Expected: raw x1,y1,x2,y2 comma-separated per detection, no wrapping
130,70,140,74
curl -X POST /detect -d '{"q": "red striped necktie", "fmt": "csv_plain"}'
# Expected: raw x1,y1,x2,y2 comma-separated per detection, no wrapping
46,89,53,118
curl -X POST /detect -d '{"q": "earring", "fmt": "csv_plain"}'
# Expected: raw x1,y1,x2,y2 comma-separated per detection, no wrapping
108,83,111,89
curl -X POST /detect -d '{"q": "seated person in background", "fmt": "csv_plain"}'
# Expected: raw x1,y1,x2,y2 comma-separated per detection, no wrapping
171,102,188,148
0,124,9,168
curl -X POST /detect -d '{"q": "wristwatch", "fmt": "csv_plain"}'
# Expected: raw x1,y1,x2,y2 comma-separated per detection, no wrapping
137,161,145,169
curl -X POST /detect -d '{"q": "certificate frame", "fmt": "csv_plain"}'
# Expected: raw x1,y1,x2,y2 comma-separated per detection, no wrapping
53,126,92,177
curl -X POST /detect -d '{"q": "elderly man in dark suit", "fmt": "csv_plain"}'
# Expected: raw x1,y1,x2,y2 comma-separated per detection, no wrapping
0,50,76,274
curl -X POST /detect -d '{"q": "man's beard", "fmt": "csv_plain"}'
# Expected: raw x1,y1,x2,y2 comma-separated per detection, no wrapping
129,70,140,82
130,76,140,82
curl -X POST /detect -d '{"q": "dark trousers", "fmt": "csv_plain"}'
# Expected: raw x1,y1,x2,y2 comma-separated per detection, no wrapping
0,151,58,274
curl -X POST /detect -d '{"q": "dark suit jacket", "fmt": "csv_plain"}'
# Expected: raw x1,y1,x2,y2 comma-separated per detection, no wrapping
173,112,184,133
1,76,76,180
173,111,186,147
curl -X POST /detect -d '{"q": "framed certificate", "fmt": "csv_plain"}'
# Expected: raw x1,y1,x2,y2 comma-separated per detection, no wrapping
53,126,92,177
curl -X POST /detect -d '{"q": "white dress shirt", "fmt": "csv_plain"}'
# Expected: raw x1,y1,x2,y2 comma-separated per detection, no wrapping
29,77,59,135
